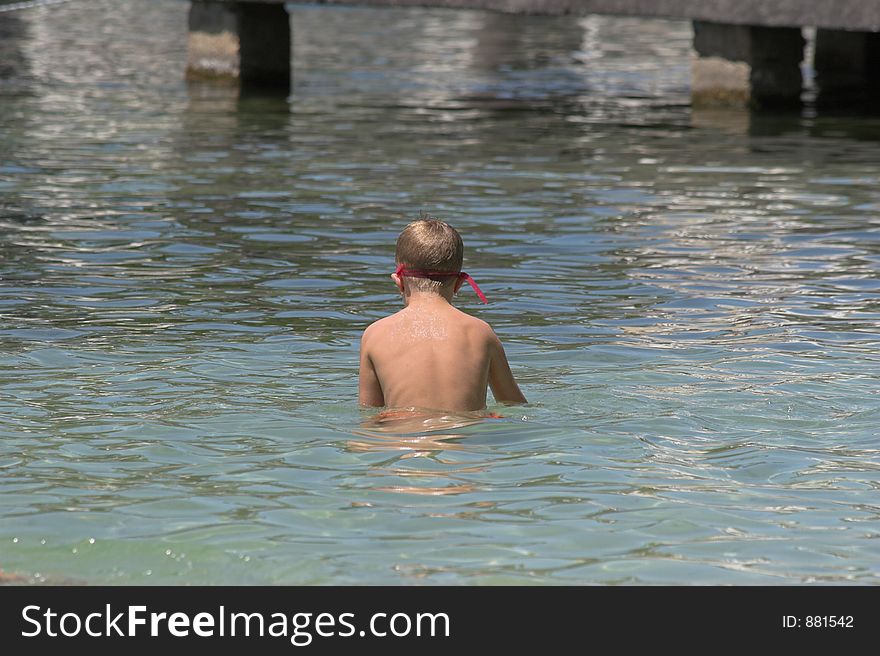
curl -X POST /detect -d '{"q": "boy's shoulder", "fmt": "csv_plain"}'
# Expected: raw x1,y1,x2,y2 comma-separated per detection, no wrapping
361,313,396,340
360,310,410,342
361,308,495,340
450,307,494,333
364,307,411,328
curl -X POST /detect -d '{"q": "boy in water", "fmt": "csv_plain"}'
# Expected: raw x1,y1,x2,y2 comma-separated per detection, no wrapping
359,217,527,413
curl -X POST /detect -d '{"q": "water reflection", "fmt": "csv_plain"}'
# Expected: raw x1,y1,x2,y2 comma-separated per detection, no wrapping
185,80,241,119
472,13,572,71
695,105,880,140
690,108,751,135
348,410,492,495
0,11,28,82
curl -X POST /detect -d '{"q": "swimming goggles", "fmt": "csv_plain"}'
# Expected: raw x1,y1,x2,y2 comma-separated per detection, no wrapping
394,264,488,304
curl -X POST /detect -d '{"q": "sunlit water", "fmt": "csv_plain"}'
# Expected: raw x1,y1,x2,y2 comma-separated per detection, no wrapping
1,0,879,585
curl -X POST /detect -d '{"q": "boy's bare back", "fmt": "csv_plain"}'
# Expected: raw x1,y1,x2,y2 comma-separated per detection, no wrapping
359,297,524,411
358,217,526,413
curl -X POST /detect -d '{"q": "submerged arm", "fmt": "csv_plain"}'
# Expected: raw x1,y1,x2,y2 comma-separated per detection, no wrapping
488,332,527,405
358,328,385,407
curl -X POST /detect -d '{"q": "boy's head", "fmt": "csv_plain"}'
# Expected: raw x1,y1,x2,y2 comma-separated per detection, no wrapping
395,217,464,273
395,217,464,296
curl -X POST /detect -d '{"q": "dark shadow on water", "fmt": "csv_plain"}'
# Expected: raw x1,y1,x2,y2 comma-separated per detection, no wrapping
692,106,880,142
181,81,292,144
186,81,292,120
755,111,880,141
0,12,30,83
235,92,293,131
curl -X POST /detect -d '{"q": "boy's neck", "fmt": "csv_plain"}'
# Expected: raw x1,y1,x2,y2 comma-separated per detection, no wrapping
403,290,455,308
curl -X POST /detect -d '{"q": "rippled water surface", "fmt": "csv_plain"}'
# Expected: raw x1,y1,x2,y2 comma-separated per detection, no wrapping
1,0,879,584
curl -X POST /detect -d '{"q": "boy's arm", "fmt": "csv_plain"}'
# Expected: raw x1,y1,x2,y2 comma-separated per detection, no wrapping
488,331,527,405
358,328,385,407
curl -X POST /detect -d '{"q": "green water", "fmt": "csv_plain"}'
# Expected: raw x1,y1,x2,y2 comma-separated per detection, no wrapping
1,0,879,584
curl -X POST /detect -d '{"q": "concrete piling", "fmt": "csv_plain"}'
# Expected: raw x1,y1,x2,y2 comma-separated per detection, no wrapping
692,21,805,109
186,1,290,92
814,29,880,107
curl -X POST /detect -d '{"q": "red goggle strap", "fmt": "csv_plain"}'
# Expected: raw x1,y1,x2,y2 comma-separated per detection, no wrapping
395,265,488,304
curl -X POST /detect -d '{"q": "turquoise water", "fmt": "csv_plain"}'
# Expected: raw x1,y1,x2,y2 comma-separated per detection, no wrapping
1,0,879,584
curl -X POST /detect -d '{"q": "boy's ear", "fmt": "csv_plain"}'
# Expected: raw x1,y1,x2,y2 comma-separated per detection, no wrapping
391,272,404,295
453,276,465,295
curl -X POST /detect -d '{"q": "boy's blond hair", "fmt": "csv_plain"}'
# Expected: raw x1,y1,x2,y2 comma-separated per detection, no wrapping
395,217,464,293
